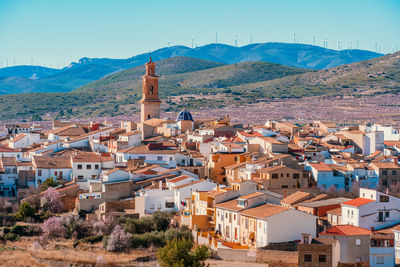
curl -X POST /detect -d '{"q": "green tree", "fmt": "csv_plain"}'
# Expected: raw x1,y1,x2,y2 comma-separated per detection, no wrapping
31,114,42,121
40,177,58,192
157,238,210,267
16,202,36,221
152,211,171,231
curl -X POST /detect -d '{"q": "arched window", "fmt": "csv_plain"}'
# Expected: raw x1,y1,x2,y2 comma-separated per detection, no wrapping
149,85,154,94
148,114,151,119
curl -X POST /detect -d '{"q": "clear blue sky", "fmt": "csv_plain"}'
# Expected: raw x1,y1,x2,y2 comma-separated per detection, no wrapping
0,0,399,68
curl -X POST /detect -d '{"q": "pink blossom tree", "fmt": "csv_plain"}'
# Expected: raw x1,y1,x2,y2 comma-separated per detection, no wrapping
41,187,63,213
106,224,132,252
41,216,66,239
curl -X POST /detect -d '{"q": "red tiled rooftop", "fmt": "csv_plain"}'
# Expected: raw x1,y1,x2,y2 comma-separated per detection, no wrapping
341,197,375,207
309,162,332,172
320,225,371,236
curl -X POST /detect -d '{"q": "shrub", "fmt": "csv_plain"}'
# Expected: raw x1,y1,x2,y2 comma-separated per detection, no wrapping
41,216,66,239
0,214,16,227
80,235,103,244
157,238,210,267
152,211,171,232
40,178,58,192
105,225,132,252
16,202,36,221
11,225,26,236
61,213,81,238
4,232,18,242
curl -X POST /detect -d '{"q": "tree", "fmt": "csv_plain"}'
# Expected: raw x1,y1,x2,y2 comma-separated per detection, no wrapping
40,177,58,192
31,114,42,121
157,238,210,267
106,225,132,252
16,202,36,221
41,216,66,239
41,187,63,213
350,180,361,197
153,211,172,232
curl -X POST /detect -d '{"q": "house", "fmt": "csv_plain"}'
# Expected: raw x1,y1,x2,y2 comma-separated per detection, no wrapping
308,162,345,190
116,144,178,168
326,207,342,227
0,146,23,159
392,225,400,264
298,235,339,267
370,161,400,188
0,157,19,196
281,191,314,207
239,203,317,248
33,156,73,186
215,192,267,243
135,189,175,216
208,151,245,184
249,136,288,154
256,165,305,189
71,153,114,181
341,129,384,156
173,180,217,210
319,225,371,264
370,226,395,267
341,188,400,229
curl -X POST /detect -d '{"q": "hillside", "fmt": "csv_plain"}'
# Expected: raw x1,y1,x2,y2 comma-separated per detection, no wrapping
229,51,400,99
0,57,309,119
0,52,398,121
0,42,382,95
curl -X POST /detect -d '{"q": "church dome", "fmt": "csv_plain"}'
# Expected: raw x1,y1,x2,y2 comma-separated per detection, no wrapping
176,108,194,122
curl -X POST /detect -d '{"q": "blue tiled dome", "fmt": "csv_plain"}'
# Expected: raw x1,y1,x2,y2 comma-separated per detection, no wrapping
176,108,194,122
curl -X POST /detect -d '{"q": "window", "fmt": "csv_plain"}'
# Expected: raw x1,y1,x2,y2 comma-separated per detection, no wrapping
281,173,284,177
234,214,236,220
95,164,99,170
77,164,82,170
386,211,390,218
272,173,278,179
139,156,146,160
157,156,163,161
393,170,397,175
376,256,384,264
287,173,289,177
78,175,83,180
319,255,326,262
150,204,154,209
380,195,389,202
382,170,388,176
87,164,91,170
293,173,299,179
54,171,57,176
356,239,361,245
304,254,312,262
38,170,42,176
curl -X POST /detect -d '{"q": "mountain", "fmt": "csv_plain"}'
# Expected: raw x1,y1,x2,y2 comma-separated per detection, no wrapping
0,42,383,95
0,56,310,119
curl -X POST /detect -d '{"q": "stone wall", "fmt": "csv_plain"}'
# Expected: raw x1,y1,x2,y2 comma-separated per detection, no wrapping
257,249,299,264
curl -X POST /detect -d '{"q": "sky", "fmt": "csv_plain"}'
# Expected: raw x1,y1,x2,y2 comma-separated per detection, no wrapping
0,0,399,68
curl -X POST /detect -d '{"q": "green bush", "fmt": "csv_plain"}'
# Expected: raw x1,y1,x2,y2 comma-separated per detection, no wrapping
4,232,18,242
80,235,103,244
11,225,26,236
16,202,36,221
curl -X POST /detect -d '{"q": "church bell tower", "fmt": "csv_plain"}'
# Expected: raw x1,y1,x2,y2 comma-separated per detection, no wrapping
140,57,161,122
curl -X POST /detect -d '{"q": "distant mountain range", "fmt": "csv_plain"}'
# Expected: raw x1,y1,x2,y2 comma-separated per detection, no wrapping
0,42,383,95
0,51,398,121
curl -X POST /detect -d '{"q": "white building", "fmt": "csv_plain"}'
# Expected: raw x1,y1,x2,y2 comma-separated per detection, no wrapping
71,153,114,181
341,188,400,229
135,189,175,215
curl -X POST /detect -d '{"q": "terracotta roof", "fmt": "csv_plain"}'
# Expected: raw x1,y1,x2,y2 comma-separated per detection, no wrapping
341,197,375,207
281,191,312,206
326,207,342,216
11,133,26,143
257,165,295,173
309,162,332,172
371,162,400,169
258,136,283,144
50,124,86,136
34,156,72,169
298,197,351,208
174,180,204,190
167,175,191,183
238,192,264,200
302,194,330,203
119,130,141,137
239,203,289,219
215,198,243,211
320,225,371,236
72,153,113,163
369,151,383,158
118,145,177,154
0,146,20,152
238,131,263,137
16,161,33,166
384,141,400,147
1,157,17,166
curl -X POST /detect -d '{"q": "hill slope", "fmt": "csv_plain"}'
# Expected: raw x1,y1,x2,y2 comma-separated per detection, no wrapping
0,42,382,95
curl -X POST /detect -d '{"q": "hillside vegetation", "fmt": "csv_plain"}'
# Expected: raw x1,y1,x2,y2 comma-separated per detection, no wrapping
0,42,382,95
0,52,399,121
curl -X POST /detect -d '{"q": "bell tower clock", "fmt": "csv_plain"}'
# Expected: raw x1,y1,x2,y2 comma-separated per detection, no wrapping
140,57,161,122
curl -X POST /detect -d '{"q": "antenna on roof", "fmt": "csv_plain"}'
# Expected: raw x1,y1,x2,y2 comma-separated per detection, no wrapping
250,34,253,44
293,32,296,43
31,57,33,66
191,38,194,49
13,57,15,66
215,32,218,43
313,35,316,46
167,41,170,47
234,35,238,47
356,40,359,49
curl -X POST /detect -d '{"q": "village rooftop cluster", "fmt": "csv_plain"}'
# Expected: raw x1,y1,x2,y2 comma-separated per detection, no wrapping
2,59,400,266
